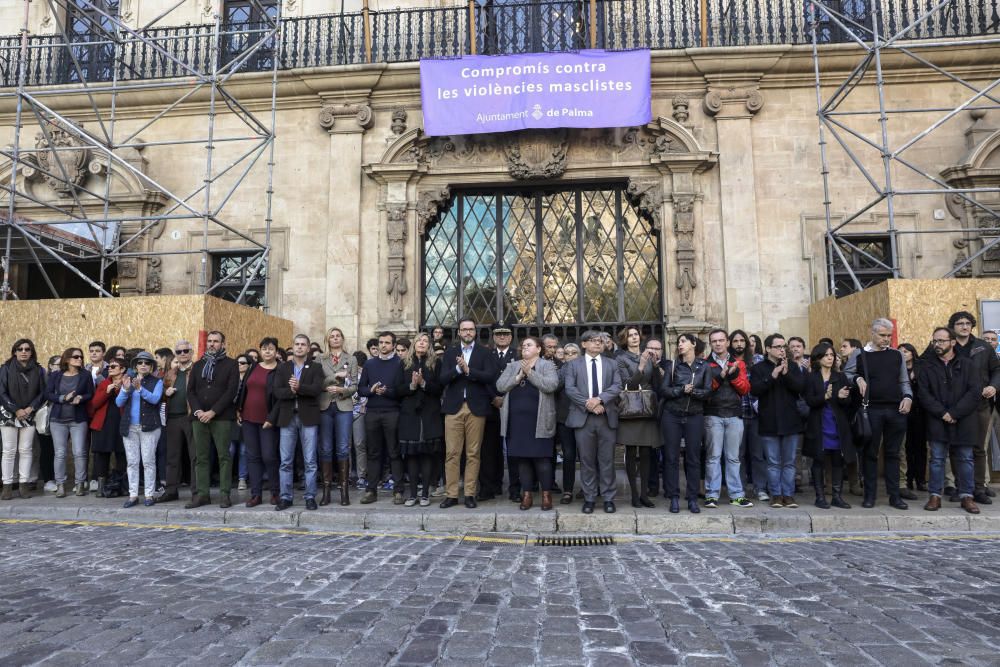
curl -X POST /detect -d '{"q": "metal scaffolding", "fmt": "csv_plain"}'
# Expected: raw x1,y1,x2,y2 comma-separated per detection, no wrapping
0,0,279,306
808,0,1000,296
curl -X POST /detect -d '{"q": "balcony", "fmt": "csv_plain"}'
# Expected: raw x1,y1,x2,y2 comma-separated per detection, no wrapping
0,0,996,87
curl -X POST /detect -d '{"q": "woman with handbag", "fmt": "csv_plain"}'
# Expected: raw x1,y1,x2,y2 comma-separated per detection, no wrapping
497,337,560,511
45,347,96,498
615,326,662,509
0,339,46,500
802,343,854,509
658,334,714,514
88,358,128,498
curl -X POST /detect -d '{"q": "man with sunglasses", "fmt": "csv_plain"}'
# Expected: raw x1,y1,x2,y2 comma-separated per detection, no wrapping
160,341,195,503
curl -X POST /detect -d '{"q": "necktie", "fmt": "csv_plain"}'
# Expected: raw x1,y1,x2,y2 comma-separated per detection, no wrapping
591,358,599,398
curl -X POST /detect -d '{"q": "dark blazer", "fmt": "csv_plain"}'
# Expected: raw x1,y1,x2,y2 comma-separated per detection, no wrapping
397,356,444,443
802,370,856,459
44,370,95,423
439,342,498,417
270,360,325,428
187,356,240,422
917,354,982,447
0,360,46,413
750,358,806,436
563,354,622,429
490,346,518,401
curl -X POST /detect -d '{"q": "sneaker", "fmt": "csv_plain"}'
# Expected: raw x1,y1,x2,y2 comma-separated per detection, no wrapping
730,497,754,508
44,480,57,493
153,486,166,500
431,485,447,498
238,479,247,491
704,497,718,509
419,497,431,507
89,479,99,492
770,498,783,509
404,497,417,507
383,477,396,491
356,478,368,490
784,496,799,508
757,491,770,502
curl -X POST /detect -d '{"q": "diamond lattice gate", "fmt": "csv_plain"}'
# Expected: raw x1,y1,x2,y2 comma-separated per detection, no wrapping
422,184,663,343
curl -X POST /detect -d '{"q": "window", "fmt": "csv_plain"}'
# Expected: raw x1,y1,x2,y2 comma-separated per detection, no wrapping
210,250,267,309
223,0,279,72
479,0,587,55
423,185,661,340
64,0,119,82
827,234,894,296
813,0,872,44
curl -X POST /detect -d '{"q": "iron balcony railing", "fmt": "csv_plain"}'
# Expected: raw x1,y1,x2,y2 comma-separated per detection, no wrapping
0,0,996,87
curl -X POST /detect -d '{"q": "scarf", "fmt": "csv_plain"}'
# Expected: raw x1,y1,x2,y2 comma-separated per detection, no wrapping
201,348,228,383
5,359,41,409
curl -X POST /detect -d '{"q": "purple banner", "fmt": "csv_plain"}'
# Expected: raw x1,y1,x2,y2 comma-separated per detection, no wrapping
420,50,651,137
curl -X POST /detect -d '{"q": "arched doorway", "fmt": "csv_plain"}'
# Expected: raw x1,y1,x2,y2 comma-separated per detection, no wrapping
422,183,662,342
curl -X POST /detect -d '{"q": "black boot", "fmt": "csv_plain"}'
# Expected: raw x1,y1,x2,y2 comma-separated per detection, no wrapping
831,483,850,509
96,477,106,498
814,470,830,509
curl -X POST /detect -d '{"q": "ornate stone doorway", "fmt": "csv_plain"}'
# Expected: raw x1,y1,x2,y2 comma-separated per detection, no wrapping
422,184,662,341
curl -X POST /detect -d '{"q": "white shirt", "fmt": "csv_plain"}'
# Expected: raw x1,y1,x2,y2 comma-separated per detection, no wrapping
585,353,603,398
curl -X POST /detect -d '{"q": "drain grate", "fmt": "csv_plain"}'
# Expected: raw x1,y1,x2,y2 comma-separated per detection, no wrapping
534,535,615,547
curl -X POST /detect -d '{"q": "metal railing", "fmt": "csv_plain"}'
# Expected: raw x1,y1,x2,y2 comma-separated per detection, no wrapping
0,0,996,87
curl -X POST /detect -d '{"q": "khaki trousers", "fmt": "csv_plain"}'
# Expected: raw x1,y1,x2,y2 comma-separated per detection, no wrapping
444,403,485,499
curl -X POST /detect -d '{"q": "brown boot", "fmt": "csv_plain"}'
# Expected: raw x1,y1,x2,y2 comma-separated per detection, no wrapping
338,460,351,506
519,491,533,511
541,491,553,511
17,483,30,500
319,461,333,506
924,495,941,511
0,485,11,501
961,497,981,514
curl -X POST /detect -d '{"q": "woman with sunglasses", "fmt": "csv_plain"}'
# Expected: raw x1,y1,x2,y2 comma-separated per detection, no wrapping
115,351,164,507
88,357,128,498
0,339,46,500
236,337,280,507
45,347,95,498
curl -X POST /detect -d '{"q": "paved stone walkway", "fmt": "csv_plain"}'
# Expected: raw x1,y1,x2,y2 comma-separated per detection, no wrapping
2,521,1000,665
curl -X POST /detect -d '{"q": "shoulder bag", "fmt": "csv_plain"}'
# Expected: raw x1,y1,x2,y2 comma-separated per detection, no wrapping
850,352,872,442
33,401,52,435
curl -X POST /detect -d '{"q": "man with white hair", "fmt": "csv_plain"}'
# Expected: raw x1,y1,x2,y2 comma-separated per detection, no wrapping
844,317,913,510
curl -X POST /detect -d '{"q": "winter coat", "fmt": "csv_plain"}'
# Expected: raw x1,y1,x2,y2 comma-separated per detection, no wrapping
749,359,806,436
802,370,856,459
396,356,445,443
917,354,982,447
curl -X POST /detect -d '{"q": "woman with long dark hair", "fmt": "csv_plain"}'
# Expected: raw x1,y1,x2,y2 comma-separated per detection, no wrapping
802,343,854,509
45,347,95,498
0,339,46,500
397,333,443,507
615,326,661,509
658,333,713,514
89,357,127,498
899,342,927,492
236,337,280,507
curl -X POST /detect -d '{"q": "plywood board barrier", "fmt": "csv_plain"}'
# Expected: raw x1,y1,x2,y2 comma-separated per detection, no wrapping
0,295,292,363
808,282,891,347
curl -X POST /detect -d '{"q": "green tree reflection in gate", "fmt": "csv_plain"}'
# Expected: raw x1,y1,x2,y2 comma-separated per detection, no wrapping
422,185,661,330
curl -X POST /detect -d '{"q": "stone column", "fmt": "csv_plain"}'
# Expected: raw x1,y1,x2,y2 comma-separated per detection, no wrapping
318,102,373,345
705,87,764,334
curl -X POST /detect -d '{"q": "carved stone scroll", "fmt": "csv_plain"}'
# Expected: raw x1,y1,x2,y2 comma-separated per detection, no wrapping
704,88,764,118
385,205,408,321
319,103,374,133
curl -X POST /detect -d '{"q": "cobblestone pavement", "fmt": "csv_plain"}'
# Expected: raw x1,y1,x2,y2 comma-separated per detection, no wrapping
3,521,1000,666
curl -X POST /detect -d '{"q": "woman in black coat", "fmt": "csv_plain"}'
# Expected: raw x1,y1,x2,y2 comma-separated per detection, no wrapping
803,343,855,509
396,333,443,507
899,343,927,492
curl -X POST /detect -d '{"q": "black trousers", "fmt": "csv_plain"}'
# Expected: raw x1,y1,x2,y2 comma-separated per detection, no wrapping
862,407,907,500
558,422,577,492
479,413,504,496
811,450,844,492
662,411,703,501
407,454,434,499
625,446,653,501
905,410,927,485
164,415,195,495
243,421,279,498
518,457,553,493
364,410,402,487
38,433,55,483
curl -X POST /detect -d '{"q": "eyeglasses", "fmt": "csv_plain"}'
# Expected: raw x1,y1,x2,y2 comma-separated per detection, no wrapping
932,339,952,345
70,354,83,360
175,349,191,354
15,346,31,352
770,345,787,350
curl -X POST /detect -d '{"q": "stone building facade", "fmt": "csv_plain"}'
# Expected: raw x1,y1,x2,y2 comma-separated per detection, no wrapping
0,2,997,348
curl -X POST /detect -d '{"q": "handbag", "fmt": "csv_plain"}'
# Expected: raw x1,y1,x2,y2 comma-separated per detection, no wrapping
33,402,51,435
850,352,872,441
618,382,657,420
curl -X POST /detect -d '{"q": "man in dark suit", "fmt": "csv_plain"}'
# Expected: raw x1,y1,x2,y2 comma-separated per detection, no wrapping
439,317,498,508
564,329,622,513
271,334,325,511
479,320,517,501
185,330,239,509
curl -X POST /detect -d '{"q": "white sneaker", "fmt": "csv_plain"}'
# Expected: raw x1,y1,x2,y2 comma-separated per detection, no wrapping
44,480,57,492
238,479,247,491
404,497,417,507
89,479,99,492
757,491,770,502
419,498,431,507
431,485,447,497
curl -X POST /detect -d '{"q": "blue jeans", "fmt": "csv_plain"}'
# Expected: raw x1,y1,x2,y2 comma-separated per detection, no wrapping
279,415,318,501
761,434,800,497
320,404,353,462
228,440,248,480
704,415,745,499
929,441,973,499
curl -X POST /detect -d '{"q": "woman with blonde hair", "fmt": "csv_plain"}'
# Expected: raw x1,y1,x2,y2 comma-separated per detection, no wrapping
318,327,358,506
397,333,443,506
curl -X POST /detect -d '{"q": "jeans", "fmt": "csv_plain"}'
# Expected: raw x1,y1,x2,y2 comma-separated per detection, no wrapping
661,411,703,501
51,420,89,485
704,415,745,499
279,415,318,501
761,433,800,498
243,421,278,498
228,440,248,480
123,424,160,499
929,441,974,499
353,414,366,478
742,417,766,493
1,425,35,484
320,404,353,462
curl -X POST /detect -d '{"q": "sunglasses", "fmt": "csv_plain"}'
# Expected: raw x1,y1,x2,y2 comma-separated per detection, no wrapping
238,360,249,365
16,346,31,352
70,354,83,360
175,349,191,354
135,360,152,366
108,364,122,369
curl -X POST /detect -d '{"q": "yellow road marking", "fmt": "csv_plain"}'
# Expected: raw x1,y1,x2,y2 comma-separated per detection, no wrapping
4,517,1000,546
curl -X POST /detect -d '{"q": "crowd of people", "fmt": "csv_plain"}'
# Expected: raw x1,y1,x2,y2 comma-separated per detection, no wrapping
1,310,998,516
